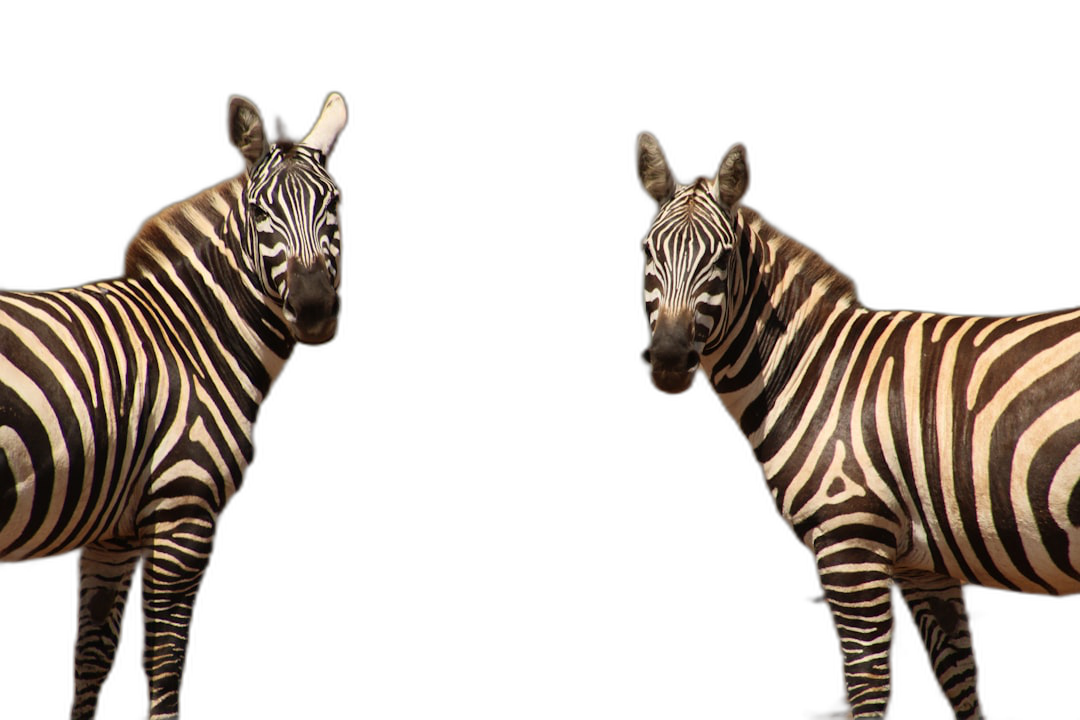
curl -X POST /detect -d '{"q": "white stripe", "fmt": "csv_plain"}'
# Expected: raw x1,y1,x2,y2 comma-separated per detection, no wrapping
1012,390,1080,590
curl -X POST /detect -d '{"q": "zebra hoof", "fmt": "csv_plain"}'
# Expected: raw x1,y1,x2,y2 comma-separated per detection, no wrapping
812,710,849,719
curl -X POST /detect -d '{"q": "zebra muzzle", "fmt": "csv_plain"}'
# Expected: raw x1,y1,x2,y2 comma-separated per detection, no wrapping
283,258,339,345
647,318,699,394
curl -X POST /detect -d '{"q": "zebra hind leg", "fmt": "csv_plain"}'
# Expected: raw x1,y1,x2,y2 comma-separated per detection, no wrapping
895,571,981,719
71,539,142,720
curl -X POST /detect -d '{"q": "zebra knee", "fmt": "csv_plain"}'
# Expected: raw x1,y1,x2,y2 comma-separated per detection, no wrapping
87,586,118,625
927,596,961,636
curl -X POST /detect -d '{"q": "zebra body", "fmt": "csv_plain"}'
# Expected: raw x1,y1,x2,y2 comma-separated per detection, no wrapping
637,134,1080,718
0,94,346,720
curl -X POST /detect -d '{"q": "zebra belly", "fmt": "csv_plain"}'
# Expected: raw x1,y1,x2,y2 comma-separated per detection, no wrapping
909,417,1080,595
0,366,140,560
0,288,158,559
0,391,247,560
875,310,1080,595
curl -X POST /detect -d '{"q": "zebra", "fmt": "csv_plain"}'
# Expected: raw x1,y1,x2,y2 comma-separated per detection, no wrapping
636,133,1080,719
0,93,346,720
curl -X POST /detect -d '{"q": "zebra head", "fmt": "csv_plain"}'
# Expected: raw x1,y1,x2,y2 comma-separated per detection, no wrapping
638,133,748,393
229,93,347,344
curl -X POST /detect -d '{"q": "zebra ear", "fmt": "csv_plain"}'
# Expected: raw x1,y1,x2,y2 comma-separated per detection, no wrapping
228,96,267,168
301,93,348,156
715,144,749,207
638,132,675,204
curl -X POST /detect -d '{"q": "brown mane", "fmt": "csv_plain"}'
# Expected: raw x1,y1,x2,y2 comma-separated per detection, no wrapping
736,205,859,307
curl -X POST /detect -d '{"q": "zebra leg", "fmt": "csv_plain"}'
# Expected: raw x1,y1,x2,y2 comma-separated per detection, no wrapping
141,527,214,720
71,539,142,720
895,571,981,719
815,541,895,718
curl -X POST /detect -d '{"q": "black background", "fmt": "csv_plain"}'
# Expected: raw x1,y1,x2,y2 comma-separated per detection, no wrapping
0,38,1075,720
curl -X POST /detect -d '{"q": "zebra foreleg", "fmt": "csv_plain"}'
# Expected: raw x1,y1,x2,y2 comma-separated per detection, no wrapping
71,539,142,720
895,571,981,719
141,525,214,720
815,540,895,719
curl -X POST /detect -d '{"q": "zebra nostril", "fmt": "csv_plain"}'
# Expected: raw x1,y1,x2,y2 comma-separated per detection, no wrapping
685,350,699,370
642,349,652,363
330,295,340,316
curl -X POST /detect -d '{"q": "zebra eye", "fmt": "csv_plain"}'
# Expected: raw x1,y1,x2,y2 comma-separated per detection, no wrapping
250,205,270,224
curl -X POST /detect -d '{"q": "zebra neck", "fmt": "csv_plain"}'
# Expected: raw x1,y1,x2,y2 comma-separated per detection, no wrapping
703,208,860,452
124,176,294,400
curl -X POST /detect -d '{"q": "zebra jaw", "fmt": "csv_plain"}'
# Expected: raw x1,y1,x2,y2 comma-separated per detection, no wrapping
645,312,700,394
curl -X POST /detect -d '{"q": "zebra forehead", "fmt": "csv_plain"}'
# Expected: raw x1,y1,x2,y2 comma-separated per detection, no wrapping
647,180,736,254
659,180,724,218
250,147,337,200
257,144,326,172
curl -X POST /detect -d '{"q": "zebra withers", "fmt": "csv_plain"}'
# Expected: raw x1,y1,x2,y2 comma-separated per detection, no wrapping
0,93,346,720
636,134,1080,718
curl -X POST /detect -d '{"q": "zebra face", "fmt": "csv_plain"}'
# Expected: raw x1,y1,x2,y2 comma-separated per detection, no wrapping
638,133,747,394
230,94,347,345
246,147,342,343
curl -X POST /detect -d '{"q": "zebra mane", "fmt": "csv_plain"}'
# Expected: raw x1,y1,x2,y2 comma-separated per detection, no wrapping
274,117,295,155
735,205,859,308
123,177,242,278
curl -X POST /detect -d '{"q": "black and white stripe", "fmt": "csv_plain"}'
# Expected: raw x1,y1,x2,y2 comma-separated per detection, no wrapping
0,93,346,720
638,134,1080,719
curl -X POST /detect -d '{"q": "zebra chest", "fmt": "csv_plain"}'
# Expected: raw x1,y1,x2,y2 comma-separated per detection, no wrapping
136,378,253,504
761,438,898,535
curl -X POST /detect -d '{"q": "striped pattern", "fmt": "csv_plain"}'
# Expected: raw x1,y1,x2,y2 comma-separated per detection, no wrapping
0,94,346,720
642,180,734,344
242,143,341,300
639,137,1080,718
